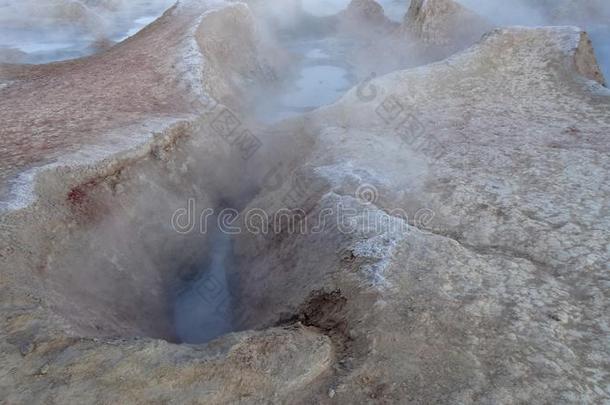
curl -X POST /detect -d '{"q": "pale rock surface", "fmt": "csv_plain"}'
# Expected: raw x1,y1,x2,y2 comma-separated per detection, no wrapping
0,0,280,193
401,0,493,50
340,0,396,32
232,23,610,404
0,0,609,404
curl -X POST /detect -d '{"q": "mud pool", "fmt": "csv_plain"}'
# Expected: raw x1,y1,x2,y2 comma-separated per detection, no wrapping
0,0,174,63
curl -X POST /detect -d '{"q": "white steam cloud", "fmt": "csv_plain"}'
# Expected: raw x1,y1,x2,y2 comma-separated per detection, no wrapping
0,0,175,63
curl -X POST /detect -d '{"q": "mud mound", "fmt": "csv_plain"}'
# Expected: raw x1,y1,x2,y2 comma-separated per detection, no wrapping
403,0,492,46
195,3,283,109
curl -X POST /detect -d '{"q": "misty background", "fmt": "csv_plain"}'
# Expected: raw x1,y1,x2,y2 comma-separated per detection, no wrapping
457,0,610,79
0,0,608,80
0,0,174,63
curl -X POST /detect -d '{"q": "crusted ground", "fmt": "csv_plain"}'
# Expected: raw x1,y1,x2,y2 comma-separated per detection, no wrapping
0,0,609,403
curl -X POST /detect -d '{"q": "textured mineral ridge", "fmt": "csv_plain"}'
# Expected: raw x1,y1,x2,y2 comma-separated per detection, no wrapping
0,0,609,403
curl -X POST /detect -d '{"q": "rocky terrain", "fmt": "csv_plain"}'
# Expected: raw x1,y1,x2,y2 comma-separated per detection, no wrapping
0,0,609,403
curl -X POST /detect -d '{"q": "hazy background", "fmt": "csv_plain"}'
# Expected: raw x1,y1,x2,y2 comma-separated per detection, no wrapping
301,0,407,20
0,0,608,80
0,0,174,63
457,0,610,80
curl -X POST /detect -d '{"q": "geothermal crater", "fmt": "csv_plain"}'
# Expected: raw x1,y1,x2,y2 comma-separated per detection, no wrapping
0,0,609,404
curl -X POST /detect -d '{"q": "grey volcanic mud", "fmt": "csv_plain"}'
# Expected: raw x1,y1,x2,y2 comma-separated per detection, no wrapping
173,225,235,344
255,34,357,121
